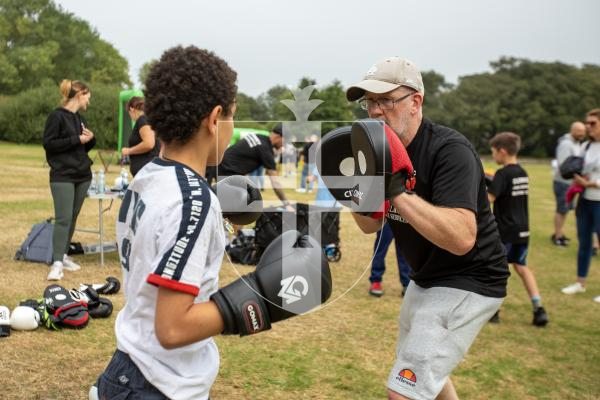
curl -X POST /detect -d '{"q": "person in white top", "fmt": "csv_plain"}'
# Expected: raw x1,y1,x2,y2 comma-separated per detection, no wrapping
93,46,332,400
552,122,586,246
561,108,600,303
92,46,238,400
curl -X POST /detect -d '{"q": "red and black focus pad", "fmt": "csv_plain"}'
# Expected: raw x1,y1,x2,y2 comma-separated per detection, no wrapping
314,126,355,203
351,119,415,204
43,284,89,329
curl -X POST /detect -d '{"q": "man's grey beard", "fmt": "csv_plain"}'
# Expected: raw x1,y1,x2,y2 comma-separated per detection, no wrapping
386,109,411,142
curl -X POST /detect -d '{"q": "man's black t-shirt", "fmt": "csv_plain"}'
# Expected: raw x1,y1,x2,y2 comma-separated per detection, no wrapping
128,115,160,176
386,119,509,298
218,133,276,176
488,164,529,244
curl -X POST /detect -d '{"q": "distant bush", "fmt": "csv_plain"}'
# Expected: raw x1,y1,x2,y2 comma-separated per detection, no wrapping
0,83,122,149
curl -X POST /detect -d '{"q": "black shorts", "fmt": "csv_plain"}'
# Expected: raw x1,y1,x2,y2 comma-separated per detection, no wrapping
97,350,167,400
504,242,528,266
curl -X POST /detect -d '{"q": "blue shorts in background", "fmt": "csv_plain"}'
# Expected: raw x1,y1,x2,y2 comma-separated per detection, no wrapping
504,242,528,266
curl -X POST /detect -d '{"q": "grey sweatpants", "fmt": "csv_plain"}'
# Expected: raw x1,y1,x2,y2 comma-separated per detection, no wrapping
50,180,90,262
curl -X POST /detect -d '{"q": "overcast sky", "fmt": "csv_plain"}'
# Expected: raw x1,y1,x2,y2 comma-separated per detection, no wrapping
54,0,600,96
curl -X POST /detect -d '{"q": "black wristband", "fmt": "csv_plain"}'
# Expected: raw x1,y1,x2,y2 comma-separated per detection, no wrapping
210,291,238,335
386,170,409,200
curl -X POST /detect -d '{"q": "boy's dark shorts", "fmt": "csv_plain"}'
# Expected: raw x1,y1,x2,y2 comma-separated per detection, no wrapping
97,350,168,400
504,242,528,266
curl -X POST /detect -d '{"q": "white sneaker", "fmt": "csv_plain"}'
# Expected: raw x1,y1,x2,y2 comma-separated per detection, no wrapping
561,282,586,294
62,254,81,271
47,261,64,281
594,296,600,304
295,188,306,193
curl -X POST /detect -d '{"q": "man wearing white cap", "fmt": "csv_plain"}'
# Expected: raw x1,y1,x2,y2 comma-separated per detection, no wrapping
345,57,510,399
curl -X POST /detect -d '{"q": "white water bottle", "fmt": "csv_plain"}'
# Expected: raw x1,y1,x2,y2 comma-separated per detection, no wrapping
120,168,129,190
88,171,97,195
0,305,10,337
98,169,105,194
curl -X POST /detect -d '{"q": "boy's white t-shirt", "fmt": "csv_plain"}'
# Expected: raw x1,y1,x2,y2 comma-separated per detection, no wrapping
115,158,225,400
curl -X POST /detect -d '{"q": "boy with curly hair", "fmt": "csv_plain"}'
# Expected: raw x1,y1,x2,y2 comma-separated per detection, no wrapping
95,45,237,399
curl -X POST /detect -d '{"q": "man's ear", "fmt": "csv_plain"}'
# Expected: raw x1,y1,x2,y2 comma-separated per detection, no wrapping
410,93,424,115
205,105,223,137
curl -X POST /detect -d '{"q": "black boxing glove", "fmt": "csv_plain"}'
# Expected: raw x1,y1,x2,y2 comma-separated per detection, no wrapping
70,287,113,318
79,276,121,295
211,230,332,336
212,175,263,225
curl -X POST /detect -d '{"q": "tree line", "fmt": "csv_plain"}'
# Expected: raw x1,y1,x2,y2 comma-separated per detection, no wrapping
233,60,600,156
2,0,600,155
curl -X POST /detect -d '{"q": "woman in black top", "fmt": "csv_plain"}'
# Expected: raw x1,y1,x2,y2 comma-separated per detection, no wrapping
43,79,95,281
121,97,160,176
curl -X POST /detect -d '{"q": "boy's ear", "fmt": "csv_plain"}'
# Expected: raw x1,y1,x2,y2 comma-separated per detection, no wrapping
205,105,224,136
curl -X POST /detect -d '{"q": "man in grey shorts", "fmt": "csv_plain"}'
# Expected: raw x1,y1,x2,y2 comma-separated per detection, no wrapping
346,57,510,399
552,121,586,246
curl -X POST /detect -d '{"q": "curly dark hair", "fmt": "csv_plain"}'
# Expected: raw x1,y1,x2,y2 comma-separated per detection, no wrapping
144,46,237,145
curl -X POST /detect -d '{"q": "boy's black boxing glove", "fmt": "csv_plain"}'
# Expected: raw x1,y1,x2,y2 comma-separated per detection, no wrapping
211,230,332,336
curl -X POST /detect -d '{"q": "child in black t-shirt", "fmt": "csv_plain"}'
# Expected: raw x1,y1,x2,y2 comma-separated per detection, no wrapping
488,132,549,327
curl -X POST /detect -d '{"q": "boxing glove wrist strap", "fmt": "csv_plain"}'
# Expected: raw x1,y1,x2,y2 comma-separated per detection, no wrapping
386,170,416,200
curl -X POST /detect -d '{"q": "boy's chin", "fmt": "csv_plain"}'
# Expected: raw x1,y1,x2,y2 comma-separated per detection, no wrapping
206,156,222,167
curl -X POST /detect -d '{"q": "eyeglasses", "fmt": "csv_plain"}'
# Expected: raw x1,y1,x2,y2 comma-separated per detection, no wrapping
585,120,597,127
358,92,414,111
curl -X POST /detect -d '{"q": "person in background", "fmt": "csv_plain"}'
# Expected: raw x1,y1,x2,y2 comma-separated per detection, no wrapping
368,223,412,297
218,124,293,211
552,121,586,246
121,96,161,177
297,135,317,193
43,79,95,281
248,165,265,191
487,132,548,326
561,108,600,301
282,141,297,177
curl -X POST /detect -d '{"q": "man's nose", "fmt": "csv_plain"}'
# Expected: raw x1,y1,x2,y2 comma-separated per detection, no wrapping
368,106,383,118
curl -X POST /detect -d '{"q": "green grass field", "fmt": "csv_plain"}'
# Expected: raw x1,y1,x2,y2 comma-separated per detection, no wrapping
0,141,599,399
